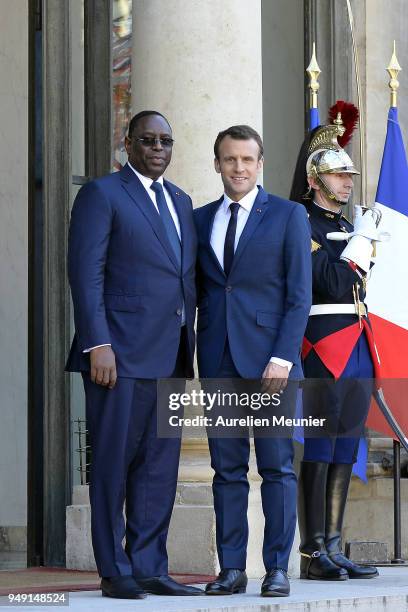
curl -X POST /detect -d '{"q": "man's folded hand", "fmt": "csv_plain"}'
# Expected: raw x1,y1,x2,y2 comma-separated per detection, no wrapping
90,346,117,389
261,362,289,394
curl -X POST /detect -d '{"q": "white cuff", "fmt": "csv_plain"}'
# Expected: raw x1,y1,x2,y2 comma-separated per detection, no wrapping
269,357,293,373
83,343,111,354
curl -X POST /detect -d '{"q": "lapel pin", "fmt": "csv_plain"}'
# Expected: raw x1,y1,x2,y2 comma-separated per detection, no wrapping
256,208,262,213
175,192,180,196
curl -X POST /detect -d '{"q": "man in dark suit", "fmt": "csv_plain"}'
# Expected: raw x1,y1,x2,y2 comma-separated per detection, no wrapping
66,111,202,599
194,125,312,597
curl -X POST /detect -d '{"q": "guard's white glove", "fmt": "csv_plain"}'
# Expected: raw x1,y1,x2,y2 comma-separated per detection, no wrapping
327,205,390,242
326,206,390,273
340,234,374,273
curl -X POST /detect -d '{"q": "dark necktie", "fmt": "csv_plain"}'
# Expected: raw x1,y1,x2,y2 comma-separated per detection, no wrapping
223,202,240,275
150,181,181,270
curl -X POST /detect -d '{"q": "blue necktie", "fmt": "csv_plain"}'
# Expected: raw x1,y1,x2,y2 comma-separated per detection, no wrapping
150,181,182,270
223,202,240,275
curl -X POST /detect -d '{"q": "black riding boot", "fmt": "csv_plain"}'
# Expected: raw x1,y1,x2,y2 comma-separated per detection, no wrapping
298,461,348,580
325,463,378,578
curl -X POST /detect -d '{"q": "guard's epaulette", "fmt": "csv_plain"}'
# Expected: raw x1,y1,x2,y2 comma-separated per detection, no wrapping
311,239,321,253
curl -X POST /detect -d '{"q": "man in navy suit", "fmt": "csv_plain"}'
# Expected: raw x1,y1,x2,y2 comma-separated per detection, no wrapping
66,111,202,599
194,125,311,597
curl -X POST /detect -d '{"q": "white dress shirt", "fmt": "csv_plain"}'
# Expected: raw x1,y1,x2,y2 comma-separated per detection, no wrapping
84,163,184,353
210,187,292,371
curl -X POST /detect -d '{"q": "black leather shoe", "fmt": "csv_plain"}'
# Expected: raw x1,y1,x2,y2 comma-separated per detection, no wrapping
300,551,348,580
329,553,379,579
205,569,247,595
261,568,290,597
137,575,204,596
101,576,146,599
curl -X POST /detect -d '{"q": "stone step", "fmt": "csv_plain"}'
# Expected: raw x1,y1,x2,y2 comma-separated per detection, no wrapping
6,569,407,611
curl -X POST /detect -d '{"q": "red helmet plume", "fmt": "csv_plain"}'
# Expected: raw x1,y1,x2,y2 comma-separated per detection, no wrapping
328,100,359,147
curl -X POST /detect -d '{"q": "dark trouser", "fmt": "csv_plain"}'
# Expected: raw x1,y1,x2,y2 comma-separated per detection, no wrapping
83,331,187,578
303,333,374,464
207,342,297,572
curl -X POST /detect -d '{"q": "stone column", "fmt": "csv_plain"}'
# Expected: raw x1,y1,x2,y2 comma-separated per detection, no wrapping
131,0,263,206
0,0,29,568
42,0,72,566
131,0,264,578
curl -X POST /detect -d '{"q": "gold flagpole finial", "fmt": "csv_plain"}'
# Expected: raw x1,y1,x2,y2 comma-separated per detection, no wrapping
307,42,321,109
387,41,402,108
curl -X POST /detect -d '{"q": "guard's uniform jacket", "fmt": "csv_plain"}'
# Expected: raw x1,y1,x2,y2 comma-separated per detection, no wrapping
302,201,380,380
301,201,379,464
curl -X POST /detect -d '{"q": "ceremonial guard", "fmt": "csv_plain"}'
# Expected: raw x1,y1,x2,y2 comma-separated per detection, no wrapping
290,102,385,580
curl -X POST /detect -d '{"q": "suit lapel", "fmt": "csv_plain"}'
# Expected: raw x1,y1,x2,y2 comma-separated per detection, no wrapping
230,186,269,274
206,197,226,277
120,164,179,271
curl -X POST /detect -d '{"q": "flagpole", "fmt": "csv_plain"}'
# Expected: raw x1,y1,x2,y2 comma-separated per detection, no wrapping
386,41,405,565
306,41,321,110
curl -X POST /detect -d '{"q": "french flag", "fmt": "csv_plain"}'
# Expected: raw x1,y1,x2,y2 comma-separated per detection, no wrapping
309,107,320,131
365,106,408,439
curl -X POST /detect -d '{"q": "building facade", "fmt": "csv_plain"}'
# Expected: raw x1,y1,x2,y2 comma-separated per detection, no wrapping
1,0,407,570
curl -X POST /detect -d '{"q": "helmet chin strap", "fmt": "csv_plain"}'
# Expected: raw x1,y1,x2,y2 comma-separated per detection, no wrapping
316,174,348,206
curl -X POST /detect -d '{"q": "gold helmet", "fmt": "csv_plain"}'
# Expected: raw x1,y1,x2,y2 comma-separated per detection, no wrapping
306,104,360,203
